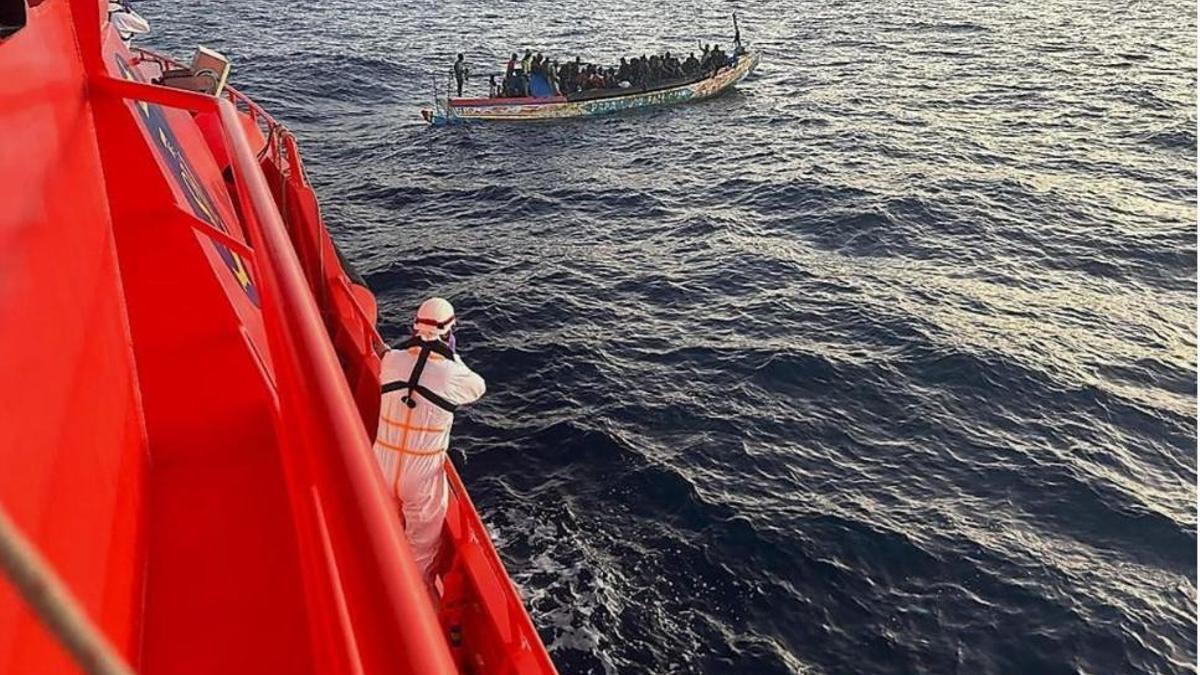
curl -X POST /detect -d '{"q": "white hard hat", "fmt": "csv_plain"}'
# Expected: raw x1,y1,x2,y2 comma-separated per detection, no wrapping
413,297,456,339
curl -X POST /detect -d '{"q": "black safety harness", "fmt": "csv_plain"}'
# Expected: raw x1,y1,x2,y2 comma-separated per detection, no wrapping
381,336,459,413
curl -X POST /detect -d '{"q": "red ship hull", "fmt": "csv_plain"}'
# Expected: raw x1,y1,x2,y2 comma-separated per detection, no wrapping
0,1,554,673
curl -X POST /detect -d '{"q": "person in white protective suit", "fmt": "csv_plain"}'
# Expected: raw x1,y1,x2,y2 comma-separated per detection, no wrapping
107,1,150,44
373,297,486,587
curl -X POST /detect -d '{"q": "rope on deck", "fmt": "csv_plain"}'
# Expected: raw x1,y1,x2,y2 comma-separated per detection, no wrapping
0,504,135,675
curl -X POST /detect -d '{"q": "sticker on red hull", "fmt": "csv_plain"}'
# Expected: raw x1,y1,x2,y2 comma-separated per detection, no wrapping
114,55,260,306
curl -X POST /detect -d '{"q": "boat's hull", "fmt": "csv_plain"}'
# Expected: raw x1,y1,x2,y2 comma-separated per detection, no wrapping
429,50,760,123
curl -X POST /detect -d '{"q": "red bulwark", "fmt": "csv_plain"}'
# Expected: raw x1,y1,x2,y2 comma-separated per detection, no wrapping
0,1,555,674
0,1,148,672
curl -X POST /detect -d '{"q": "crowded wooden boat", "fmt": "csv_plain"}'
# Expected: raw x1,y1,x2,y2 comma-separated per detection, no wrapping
422,16,760,123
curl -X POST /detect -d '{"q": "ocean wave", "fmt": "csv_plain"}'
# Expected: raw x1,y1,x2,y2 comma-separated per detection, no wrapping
146,0,1199,671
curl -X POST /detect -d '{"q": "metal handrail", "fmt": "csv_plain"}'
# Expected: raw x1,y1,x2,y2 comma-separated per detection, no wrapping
0,505,135,675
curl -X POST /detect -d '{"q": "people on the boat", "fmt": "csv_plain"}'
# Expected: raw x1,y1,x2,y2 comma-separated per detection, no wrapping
452,53,467,97
491,41,739,99
663,52,681,79
704,45,730,75
503,68,529,97
502,53,524,96
547,60,562,95
557,61,573,94
374,297,486,589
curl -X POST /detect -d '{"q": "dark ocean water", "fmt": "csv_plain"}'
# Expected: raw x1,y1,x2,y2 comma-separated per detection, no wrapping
145,0,1198,672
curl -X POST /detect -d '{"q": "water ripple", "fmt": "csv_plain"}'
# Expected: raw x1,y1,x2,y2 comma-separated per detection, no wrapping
147,0,1197,671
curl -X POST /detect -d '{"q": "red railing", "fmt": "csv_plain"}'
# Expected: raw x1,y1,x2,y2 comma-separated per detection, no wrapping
95,75,456,674
131,49,279,153
130,49,387,352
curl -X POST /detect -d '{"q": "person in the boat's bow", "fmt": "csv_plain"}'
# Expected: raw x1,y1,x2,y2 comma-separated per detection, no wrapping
373,297,486,591
452,54,467,96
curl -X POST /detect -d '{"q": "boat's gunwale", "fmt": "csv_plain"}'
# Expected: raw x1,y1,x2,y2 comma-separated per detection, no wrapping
450,94,567,106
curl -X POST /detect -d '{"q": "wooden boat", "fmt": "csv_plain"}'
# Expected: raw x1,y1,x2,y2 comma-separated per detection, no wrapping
0,1,554,673
423,49,761,124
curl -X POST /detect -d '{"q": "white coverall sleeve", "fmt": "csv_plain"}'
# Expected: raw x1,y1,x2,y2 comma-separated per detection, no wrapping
444,356,486,406
110,9,150,37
